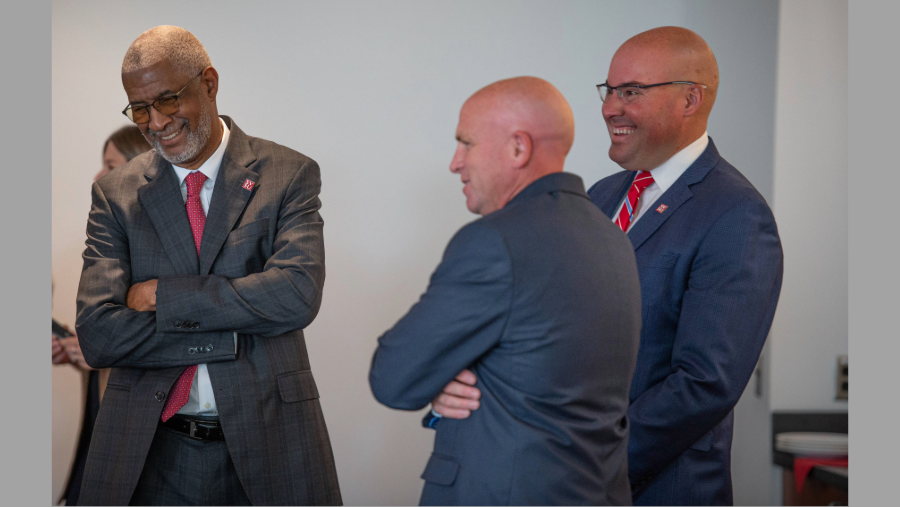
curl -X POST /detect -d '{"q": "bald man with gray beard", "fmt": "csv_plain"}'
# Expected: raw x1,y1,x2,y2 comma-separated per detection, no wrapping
369,77,642,506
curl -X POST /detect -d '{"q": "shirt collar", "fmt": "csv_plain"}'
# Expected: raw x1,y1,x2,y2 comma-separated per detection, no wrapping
171,117,231,186
645,131,708,193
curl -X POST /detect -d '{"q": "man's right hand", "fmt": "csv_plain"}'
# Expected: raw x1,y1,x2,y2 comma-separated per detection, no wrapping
432,369,482,419
52,335,71,365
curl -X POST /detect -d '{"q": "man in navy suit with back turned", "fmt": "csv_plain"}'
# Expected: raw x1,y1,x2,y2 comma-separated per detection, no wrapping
370,76,641,505
432,27,784,505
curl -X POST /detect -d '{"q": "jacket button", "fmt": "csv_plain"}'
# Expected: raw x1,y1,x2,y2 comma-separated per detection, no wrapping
188,347,196,354
155,391,166,402
207,344,214,352
192,322,200,329
174,320,183,328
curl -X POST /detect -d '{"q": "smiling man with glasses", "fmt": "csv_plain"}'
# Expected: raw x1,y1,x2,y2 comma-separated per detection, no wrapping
75,25,341,506
584,26,784,506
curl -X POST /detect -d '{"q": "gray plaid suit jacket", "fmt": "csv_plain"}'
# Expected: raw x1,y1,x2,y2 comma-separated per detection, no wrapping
74,116,342,505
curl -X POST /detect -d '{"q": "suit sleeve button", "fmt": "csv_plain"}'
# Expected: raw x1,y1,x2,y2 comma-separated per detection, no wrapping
188,347,196,354
155,391,166,402
174,320,183,328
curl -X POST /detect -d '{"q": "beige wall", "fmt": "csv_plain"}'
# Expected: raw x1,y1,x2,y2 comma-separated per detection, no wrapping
769,0,849,413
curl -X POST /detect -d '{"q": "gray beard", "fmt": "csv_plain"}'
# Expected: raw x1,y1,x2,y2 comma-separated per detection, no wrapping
149,106,213,165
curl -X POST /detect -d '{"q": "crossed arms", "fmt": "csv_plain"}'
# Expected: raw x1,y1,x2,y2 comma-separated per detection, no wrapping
75,160,325,369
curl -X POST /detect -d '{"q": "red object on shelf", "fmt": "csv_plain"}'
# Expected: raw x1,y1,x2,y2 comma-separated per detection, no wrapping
793,456,848,492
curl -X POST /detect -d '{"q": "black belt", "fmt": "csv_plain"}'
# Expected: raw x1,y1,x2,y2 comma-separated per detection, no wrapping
162,414,225,441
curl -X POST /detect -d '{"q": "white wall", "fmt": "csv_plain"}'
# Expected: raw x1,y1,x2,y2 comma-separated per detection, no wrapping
52,1,781,504
769,0,848,413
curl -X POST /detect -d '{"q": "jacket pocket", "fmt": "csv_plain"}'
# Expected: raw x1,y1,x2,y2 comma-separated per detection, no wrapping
104,367,141,391
277,370,319,402
421,453,460,486
227,217,269,244
635,252,679,269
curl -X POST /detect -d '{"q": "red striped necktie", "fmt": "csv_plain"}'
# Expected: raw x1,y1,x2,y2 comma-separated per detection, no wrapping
161,171,207,422
615,171,655,232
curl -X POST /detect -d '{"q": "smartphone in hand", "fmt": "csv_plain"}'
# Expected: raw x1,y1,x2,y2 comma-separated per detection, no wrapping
52,319,73,340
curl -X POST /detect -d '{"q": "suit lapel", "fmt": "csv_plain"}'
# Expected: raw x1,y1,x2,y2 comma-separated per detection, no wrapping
198,119,259,275
626,182,693,250
137,153,199,275
626,138,722,250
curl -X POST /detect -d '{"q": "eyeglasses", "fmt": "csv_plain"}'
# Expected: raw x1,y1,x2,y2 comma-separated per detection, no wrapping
597,81,707,104
122,71,203,124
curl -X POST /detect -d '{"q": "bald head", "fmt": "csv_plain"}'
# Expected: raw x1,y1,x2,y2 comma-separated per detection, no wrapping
451,77,575,215
601,27,718,172
617,26,719,115
122,25,211,81
464,76,575,160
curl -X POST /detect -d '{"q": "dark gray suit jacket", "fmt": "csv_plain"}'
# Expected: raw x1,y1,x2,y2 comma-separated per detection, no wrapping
370,173,642,505
75,117,342,505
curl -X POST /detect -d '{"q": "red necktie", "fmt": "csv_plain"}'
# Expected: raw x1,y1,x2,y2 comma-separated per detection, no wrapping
161,171,208,422
615,171,655,232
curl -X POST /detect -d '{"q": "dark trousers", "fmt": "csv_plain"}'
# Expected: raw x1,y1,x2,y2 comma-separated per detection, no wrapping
129,422,251,506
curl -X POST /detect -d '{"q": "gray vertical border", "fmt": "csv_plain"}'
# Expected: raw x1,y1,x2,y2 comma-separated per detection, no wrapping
5,0,51,504
850,0,894,504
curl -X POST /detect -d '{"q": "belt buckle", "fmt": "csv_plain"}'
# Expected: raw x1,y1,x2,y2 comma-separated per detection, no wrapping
188,420,203,440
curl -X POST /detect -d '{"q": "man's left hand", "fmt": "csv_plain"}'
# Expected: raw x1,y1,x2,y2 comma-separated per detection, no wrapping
432,369,482,419
126,279,158,312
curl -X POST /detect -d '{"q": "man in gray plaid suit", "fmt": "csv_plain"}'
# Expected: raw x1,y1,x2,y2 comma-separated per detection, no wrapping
75,25,341,505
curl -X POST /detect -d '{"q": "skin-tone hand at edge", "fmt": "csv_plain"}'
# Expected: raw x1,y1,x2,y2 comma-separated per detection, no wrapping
51,324,94,371
52,335,72,365
432,369,482,419
126,279,158,312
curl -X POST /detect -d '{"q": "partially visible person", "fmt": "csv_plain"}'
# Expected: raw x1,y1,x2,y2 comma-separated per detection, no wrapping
54,125,150,506
95,125,153,181
430,26,784,506
370,76,641,505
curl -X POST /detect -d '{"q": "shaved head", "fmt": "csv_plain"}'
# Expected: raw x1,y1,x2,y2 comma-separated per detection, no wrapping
602,26,719,171
617,26,719,115
450,76,575,215
464,76,575,159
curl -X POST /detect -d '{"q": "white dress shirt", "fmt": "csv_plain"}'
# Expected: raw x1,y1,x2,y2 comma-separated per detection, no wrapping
169,118,234,417
613,131,709,232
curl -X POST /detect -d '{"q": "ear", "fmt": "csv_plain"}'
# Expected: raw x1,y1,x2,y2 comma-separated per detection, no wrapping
200,66,219,102
682,84,705,117
509,131,533,168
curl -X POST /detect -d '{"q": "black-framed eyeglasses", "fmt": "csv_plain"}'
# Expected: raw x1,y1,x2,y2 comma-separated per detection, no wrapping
122,71,203,124
597,81,707,104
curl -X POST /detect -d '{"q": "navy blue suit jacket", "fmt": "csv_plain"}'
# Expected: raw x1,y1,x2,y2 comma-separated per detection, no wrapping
371,173,642,505
588,139,783,505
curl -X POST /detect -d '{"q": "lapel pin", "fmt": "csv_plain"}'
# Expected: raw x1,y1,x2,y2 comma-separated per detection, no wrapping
242,179,255,191
656,204,668,213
